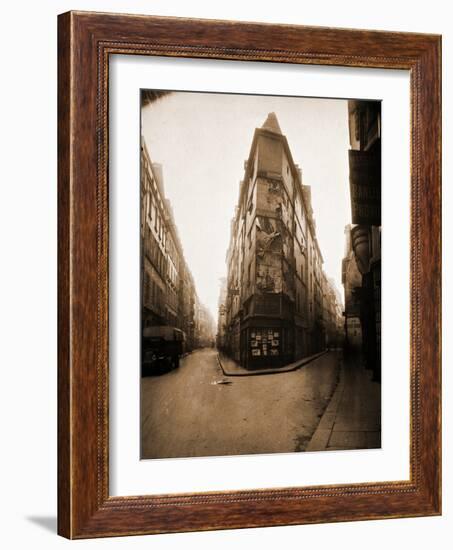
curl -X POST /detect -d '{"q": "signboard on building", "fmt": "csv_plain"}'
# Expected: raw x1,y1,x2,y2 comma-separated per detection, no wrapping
348,149,381,226
250,328,280,357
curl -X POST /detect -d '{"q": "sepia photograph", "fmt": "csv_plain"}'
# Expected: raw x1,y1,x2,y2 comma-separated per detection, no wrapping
140,90,381,459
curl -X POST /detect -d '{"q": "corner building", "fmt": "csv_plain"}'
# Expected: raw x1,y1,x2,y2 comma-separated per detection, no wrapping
224,113,340,369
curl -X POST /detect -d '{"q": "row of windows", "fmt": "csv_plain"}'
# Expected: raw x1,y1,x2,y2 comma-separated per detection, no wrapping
143,272,165,315
143,182,166,247
151,193,166,245
166,287,178,311
143,271,183,324
166,235,181,274
167,259,178,288
143,185,184,288
144,226,167,277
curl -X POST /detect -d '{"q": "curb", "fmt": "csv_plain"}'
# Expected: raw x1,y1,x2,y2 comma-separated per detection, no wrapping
217,350,329,377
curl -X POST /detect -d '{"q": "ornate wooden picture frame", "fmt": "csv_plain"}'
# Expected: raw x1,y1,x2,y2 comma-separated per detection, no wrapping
58,11,441,539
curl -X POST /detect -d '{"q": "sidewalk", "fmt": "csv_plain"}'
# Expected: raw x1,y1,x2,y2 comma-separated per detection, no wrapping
306,353,381,451
217,350,328,377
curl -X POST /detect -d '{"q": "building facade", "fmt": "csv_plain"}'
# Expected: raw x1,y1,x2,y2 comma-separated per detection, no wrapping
344,100,381,380
323,274,344,350
194,301,216,349
141,138,215,350
216,278,228,352
342,224,363,352
223,113,342,369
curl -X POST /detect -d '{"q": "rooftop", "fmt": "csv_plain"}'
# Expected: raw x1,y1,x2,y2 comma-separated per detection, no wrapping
261,112,282,135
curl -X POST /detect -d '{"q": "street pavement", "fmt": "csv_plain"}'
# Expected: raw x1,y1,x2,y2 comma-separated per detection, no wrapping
140,347,340,459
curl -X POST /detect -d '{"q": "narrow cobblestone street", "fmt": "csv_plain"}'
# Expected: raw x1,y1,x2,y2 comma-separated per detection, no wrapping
141,348,340,459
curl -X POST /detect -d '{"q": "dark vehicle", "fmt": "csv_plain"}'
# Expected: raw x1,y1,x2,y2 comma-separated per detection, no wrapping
142,326,186,375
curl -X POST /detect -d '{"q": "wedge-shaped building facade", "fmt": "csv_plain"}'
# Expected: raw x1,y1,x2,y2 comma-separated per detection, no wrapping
223,113,342,369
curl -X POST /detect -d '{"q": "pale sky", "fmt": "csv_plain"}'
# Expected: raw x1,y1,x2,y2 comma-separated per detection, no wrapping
142,92,351,321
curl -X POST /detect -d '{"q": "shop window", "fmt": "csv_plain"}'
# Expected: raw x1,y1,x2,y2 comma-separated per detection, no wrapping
250,328,280,357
